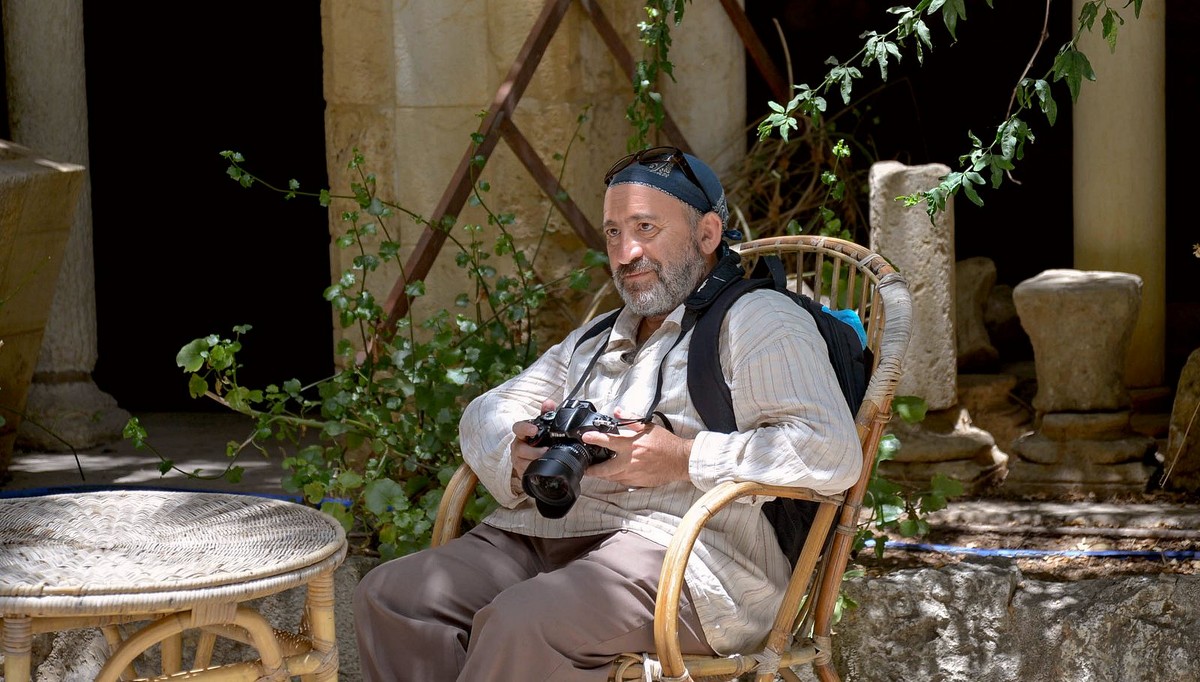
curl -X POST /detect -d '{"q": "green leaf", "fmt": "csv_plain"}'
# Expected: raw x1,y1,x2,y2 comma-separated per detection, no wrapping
876,434,901,462
1101,9,1121,52
187,374,208,399
930,473,965,498
898,517,922,537
176,338,212,372
337,471,365,489
1052,48,1096,103
880,503,904,524
320,501,355,532
940,0,967,40
364,478,406,516
893,395,928,423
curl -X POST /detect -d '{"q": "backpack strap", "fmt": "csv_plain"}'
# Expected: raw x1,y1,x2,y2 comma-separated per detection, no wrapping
686,275,774,433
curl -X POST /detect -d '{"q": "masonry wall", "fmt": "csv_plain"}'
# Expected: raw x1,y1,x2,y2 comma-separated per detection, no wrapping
320,0,747,351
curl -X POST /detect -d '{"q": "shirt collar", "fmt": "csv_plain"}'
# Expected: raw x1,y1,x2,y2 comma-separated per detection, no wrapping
608,303,688,350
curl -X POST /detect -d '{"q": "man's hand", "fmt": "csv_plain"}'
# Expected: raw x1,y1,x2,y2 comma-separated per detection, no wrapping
509,399,556,483
581,408,692,487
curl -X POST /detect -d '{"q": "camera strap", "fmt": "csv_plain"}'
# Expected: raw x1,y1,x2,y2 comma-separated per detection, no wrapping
562,309,702,434
563,248,748,432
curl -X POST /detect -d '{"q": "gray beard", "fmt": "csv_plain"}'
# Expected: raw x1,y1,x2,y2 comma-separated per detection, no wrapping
612,239,708,318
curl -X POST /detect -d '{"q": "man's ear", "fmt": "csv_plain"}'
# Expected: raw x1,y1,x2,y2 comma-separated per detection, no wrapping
697,211,724,256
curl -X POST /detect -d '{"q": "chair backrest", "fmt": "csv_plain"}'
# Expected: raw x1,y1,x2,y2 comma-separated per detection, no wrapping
723,234,912,677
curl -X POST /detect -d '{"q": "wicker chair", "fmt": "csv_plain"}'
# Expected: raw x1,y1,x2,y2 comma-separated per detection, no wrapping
432,235,913,682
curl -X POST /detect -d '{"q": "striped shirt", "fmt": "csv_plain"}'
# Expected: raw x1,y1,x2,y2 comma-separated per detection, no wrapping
459,289,861,654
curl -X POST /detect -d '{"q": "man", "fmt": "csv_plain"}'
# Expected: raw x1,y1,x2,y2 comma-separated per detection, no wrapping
353,147,860,681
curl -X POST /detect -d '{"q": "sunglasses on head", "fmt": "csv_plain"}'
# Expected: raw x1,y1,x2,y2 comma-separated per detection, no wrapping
603,145,716,212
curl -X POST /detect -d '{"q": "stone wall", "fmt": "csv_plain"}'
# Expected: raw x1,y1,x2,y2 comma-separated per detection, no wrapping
830,560,1200,682
9,557,1198,681
320,0,747,351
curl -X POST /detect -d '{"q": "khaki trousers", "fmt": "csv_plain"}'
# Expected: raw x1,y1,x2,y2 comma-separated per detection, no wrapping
353,523,714,681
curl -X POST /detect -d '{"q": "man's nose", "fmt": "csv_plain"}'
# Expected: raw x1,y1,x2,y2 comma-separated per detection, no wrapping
611,235,644,265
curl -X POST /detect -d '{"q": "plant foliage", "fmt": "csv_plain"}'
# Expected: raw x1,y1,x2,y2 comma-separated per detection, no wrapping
756,0,1143,221
125,122,606,560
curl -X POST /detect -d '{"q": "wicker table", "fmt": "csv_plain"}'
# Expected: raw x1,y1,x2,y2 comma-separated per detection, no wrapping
0,489,347,681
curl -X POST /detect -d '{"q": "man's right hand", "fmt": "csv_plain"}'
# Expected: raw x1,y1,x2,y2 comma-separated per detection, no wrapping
509,399,557,482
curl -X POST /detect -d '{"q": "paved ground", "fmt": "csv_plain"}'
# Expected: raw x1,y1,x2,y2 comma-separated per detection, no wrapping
2,411,296,499
5,411,1200,559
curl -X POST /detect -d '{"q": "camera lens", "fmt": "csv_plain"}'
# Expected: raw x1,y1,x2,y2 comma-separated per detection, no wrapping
521,442,592,518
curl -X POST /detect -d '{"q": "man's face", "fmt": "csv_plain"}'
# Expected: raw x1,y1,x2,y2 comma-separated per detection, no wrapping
602,184,719,319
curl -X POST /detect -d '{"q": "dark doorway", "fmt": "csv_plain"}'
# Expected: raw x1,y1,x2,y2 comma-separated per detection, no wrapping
744,1,1199,386
85,3,333,411
743,1,1075,287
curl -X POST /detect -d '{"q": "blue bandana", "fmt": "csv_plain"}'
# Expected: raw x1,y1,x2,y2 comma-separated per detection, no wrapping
606,152,739,241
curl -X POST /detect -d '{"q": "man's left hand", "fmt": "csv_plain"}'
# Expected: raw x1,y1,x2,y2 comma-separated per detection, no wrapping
581,408,692,487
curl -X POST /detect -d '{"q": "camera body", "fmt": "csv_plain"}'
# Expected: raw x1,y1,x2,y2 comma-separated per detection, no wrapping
521,399,620,518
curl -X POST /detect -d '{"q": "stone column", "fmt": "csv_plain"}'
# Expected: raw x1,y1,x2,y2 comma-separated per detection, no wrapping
3,0,130,450
1007,269,1157,494
869,161,1007,493
1072,0,1166,388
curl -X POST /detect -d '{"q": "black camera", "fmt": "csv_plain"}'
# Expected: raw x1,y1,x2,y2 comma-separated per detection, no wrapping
521,399,620,518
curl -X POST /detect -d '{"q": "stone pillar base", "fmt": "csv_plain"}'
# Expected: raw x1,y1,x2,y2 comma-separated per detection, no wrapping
1005,410,1159,496
957,373,1034,455
1002,458,1157,496
877,447,1009,495
879,405,1010,495
15,380,130,452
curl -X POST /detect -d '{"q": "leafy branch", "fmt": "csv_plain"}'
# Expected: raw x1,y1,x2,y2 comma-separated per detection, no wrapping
626,0,691,152
757,0,1144,221
855,395,964,559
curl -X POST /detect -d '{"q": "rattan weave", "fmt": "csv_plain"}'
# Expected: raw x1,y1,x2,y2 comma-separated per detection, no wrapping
0,489,348,681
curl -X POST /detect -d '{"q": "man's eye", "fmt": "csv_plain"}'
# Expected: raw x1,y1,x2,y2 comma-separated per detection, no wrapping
638,222,655,232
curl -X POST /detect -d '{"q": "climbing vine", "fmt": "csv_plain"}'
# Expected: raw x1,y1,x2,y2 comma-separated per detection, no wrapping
757,0,1144,221
626,0,691,152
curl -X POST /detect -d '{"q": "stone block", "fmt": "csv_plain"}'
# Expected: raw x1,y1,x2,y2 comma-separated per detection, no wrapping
869,160,957,411
834,562,1200,682
956,256,999,371
886,406,997,464
0,140,84,472
1002,457,1156,496
1039,410,1136,441
1011,429,1156,465
394,2,492,106
957,373,1032,454
1162,347,1200,493
1013,269,1142,413
876,445,1008,496
322,0,395,105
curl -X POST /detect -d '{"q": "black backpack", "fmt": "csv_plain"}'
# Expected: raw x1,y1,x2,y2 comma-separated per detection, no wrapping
575,247,872,566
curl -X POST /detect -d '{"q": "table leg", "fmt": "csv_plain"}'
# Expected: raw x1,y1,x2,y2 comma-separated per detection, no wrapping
302,570,338,681
2,616,32,682
161,631,183,674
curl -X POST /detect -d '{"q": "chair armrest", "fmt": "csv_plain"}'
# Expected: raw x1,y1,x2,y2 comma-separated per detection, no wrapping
652,481,841,678
431,464,844,679
431,462,480,548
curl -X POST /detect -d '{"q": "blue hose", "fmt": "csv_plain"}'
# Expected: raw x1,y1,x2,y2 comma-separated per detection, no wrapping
865,539,1200,561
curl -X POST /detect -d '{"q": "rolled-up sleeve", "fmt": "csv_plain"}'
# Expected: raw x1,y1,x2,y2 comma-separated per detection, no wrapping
459,333,576,507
